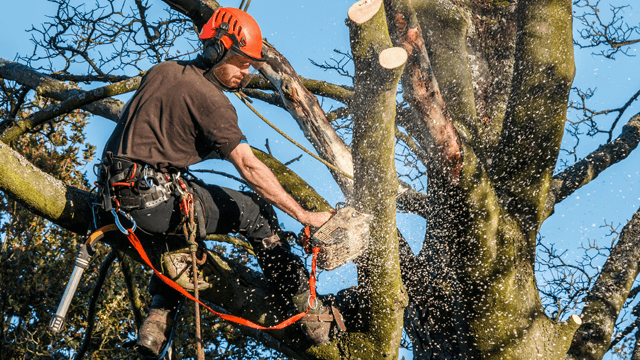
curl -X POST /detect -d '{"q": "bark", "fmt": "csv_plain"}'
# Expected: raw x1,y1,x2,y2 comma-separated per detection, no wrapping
298,77,353,105
0,141,92,234
490,0,575,233
347,0,407,358
411,0,479,151
258,46,355,196
0,59,131,121
384,0,463,185
252,148,332,213
398,0,584,357
567,208,640,360
245,75,354,106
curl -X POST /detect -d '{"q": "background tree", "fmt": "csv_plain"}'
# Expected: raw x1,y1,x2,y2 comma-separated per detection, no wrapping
0,0,639,359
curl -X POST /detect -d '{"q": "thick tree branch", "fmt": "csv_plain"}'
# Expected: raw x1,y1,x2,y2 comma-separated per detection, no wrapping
258,46,355,196
299,77,354,105
0,141,92,234
252,148,332,213
0,76,140,143
161,0,220,33
549,113,640,208
411,0,478,151
349,0,408,357
385,0,462,185
568,208,640,360
0,58,131,121
490,0,575,232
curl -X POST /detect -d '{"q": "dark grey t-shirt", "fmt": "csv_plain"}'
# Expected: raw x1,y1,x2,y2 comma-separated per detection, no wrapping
103,56,246,170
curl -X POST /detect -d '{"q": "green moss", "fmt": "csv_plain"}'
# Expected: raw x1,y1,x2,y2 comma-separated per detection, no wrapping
252,148,332,212
350,4,393,61
300,77,354,104
347,2,407,355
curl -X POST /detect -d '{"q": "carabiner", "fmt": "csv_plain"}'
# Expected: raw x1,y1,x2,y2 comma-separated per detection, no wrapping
143,165,155,189
111,208,137,234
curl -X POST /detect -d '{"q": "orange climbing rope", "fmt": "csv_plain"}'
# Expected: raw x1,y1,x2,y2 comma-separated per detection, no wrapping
122,226,320,330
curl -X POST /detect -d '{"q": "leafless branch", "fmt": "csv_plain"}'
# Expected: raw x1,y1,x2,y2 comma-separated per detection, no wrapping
23,0,198,76
573,0,640,59
309,49,354,78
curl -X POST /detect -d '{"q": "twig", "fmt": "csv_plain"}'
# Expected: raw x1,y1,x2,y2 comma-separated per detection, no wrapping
284,155,302,166
265,138,272,156
205,234,255,256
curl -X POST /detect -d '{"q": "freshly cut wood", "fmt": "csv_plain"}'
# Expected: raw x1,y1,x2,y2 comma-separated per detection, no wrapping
570,314,582,326
379,47,407,69
348,0,383,24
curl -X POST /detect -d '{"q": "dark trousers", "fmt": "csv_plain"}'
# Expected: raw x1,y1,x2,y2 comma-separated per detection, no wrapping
131,179,310,306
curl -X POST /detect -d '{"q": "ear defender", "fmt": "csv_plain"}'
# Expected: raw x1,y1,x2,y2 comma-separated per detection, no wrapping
202,40,226,67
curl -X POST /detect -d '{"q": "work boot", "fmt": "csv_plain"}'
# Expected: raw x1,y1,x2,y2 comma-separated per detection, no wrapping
136,294,182,359
292,291,346,346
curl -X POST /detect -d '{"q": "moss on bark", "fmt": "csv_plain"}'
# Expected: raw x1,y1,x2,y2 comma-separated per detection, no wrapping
0,141,92,234
252,148,332,212
490,0,575,232
348,0,408,358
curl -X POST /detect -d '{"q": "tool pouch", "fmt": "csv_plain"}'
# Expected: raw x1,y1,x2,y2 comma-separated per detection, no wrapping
161,248,213,292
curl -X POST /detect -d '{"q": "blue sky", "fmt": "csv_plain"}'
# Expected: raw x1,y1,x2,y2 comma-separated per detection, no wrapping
1,0,639,358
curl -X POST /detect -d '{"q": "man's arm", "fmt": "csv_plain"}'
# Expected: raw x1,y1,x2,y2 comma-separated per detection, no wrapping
227,143,332,228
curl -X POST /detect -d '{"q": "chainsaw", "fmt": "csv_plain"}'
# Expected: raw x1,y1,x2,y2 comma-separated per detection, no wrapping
300,204,372,271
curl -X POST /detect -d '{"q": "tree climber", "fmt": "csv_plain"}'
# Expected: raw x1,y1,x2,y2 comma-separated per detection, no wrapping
98,8,339,358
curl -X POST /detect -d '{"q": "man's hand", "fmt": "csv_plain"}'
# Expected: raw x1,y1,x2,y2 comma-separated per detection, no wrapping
228,143,331,228
299,211,332,228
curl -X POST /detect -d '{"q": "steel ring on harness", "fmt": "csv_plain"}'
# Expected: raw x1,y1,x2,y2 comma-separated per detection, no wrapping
308,294,318,310
111,208,137,235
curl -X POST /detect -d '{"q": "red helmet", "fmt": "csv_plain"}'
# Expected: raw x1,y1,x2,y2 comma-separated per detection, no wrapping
199,8,264,61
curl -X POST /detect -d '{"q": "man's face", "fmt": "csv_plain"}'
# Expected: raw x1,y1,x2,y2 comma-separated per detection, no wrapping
213,53,252,88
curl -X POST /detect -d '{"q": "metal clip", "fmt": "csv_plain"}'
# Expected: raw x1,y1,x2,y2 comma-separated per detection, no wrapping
143,165,155,189
308,295,318,310
111,208,137,234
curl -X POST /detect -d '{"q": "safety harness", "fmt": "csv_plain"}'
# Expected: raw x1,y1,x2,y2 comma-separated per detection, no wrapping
93,154,330,357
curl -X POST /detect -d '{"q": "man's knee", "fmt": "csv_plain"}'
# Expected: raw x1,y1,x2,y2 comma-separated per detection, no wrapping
242,192,279,241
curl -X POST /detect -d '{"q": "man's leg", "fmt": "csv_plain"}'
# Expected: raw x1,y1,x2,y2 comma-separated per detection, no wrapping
127,199,185,358
136,275,183,358
190,181,310,298
190,181,338,345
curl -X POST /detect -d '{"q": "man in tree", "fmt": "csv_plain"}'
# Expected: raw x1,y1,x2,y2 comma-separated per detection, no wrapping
99,7,334,358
